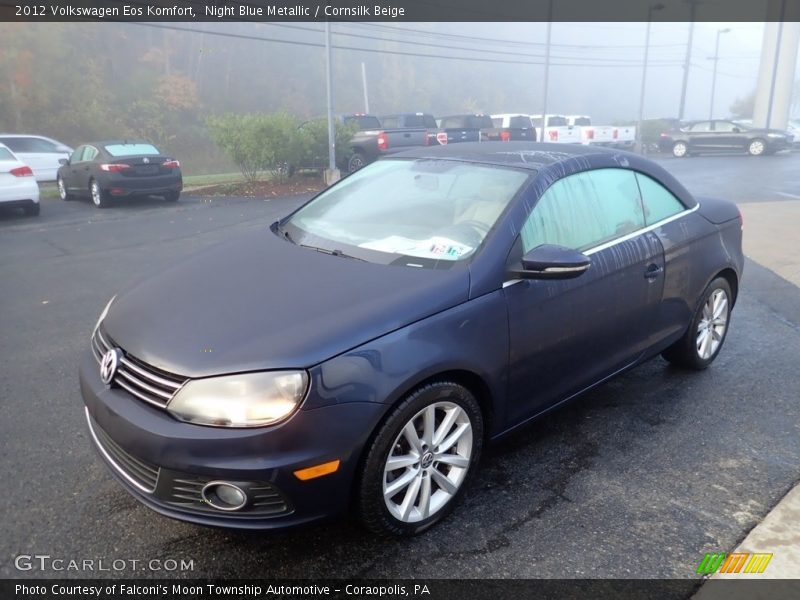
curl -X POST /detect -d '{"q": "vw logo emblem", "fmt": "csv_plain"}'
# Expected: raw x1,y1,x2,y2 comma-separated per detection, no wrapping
142,157,150,164
100,348,123,385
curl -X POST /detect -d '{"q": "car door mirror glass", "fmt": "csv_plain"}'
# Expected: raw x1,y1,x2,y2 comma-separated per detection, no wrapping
510,244,591,280
58,158,69,166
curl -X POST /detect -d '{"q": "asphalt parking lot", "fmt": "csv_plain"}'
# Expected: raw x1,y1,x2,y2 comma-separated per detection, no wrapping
2,153,799,585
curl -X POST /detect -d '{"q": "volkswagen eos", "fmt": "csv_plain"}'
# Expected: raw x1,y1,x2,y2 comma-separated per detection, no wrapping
80,143,743,536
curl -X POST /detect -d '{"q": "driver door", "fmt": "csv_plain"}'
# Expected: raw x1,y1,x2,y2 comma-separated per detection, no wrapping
503,168,665,425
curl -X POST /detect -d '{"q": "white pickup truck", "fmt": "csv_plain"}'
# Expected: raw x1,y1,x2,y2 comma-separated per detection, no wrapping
531,114,582,144
566,116,636,149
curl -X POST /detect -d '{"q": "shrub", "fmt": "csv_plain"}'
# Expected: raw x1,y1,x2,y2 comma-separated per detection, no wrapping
207,112,302,182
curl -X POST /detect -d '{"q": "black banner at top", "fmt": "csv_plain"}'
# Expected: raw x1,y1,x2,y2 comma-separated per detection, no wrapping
1,0,799,22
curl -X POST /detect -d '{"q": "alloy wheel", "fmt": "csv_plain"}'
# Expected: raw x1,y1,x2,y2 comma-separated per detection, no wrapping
382,401,473,524
696,288,729,360
58,178,67,200
749,140,765,156
673,142,688,158
91,182,102,207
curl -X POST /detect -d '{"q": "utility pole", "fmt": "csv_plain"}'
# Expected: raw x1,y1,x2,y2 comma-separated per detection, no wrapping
361,62,370,114
678,0,699,120
708,28,731,120
637,3,664,153
324,21,339,184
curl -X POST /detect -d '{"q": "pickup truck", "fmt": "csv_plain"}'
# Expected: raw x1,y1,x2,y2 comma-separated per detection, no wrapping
436,114,490,144
531,114,582,144
379,113,446,146
489,114,538,141
345,114,429,172
283,114,428,176
566,115,636,149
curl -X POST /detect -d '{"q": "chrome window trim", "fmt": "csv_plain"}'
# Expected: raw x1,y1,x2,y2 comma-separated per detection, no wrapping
583,203,699,256
502,202,699,287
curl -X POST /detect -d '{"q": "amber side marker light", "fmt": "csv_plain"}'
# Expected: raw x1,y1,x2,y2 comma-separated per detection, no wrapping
294,459,341,481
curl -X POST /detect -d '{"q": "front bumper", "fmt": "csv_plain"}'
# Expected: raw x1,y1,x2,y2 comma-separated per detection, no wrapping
80,350,385,529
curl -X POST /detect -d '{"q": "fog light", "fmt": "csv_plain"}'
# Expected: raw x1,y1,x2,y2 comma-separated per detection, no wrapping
201,482,248,511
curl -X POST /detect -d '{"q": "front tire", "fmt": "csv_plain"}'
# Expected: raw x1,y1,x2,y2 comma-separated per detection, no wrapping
662,277,732,370
748,138,766,156
23,203,40,217
672,141,689,158
90,179,108,208
357,381,483,536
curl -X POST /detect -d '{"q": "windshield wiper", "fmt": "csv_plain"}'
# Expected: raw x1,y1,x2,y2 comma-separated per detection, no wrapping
299,244,367,262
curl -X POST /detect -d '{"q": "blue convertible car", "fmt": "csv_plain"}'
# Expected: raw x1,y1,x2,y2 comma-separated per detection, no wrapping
80,143,743,535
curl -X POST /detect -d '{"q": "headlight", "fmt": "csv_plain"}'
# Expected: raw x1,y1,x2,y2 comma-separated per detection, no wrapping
166,371,309,428
93,295,116,337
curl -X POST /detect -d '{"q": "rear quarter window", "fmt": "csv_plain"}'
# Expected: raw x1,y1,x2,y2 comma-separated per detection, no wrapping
635,173,686,225
0,147,15,160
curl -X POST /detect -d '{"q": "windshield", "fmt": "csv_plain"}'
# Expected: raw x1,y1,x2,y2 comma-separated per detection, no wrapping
104,143,160,157
284,159,530,268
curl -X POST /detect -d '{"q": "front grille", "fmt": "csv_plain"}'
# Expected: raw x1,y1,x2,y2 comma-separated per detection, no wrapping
160,473,292,517
86,409,160,493
92,327,187,410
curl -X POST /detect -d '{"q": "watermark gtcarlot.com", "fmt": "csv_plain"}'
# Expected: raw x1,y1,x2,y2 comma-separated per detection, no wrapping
14,554,195,573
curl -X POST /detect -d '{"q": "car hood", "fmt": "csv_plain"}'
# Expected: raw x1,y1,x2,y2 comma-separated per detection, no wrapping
102,228,470,378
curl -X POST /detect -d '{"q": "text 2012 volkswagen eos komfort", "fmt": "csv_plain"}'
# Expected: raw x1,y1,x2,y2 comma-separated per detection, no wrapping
80,142,743,536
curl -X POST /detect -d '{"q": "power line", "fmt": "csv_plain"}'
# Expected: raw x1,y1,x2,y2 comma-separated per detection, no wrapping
261,22,685,64
341,21,687,50
120,21,685,68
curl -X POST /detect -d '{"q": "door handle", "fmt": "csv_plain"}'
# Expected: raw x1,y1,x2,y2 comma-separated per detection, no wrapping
644,264,663,280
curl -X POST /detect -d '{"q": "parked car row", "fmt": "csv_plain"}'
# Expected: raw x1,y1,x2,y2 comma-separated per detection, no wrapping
338,112,637,172
0,134,183,216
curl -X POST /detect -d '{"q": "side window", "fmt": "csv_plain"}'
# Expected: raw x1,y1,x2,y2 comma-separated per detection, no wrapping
690,121,712,132
521,169,645,253
70,146,85,163
635,173,686,225
83,147,98,162
381,116,399,129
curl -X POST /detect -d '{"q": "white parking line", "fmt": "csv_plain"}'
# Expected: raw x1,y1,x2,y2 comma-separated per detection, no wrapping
775,191,800,199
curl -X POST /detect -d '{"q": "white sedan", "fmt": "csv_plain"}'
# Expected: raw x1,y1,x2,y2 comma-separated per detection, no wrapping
0,134,72,182
0,143,40,216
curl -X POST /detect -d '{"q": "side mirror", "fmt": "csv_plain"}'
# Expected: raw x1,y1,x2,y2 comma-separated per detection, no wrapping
508,244,591,280
58,158,69,166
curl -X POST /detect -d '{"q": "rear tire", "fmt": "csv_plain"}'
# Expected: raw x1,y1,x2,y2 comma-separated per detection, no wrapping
347,151,366,173
57,176,74,201
90,179,108,208
662,277,732,370
357,381,483,537
23,203,40,217
672,141,689,158
164,191,180,202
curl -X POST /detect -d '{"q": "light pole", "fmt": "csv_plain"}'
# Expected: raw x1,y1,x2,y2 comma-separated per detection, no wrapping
637,3,665,152
708,27,731,120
